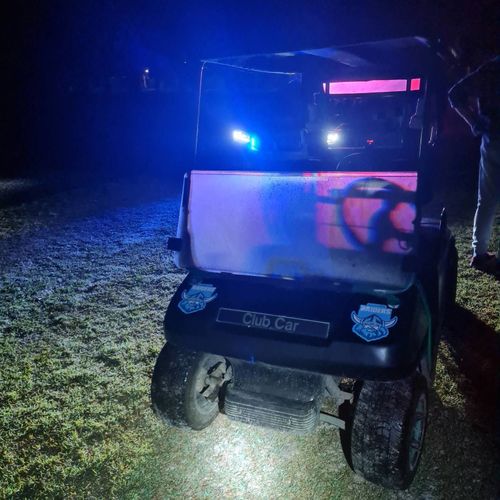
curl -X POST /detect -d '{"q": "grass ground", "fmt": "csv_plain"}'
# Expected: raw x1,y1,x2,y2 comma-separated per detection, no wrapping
0,174,498,499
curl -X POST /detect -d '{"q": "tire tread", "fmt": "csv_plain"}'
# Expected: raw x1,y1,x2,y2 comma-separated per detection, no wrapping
349,376,426,489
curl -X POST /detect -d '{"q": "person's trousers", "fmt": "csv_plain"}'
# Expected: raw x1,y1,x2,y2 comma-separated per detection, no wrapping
472,135,500,257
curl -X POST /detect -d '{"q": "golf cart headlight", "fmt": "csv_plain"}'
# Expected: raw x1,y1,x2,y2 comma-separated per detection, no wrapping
232,129,260,152
232,129,251,144
326,131,340,146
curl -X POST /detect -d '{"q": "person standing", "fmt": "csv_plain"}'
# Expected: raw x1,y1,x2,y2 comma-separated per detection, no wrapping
448,55,499,274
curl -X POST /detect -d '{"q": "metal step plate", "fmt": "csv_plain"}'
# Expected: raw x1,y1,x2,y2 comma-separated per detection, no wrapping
225,387,319,434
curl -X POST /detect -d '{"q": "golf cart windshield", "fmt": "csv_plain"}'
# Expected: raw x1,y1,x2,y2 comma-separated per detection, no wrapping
196,37,437,171
179,38,444,291
177,168,417,291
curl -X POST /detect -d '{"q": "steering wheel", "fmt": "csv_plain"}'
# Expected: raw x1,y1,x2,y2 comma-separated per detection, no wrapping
336,151,373,171
336,177,415,252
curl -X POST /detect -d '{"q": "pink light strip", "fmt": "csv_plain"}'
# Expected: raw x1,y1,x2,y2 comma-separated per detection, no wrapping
192,170,418,178
328,79,408,95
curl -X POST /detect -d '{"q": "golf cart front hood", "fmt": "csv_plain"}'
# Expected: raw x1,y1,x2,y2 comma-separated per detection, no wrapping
164,273,429,380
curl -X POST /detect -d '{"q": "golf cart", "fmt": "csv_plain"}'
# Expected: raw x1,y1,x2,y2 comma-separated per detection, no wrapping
151,36,457,489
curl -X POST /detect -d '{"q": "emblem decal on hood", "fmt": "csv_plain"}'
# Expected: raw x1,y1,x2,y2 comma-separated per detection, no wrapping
351,303,398,342
178,284,217,314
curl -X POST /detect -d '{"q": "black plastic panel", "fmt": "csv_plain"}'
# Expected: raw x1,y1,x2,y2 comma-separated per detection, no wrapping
164,273,429,380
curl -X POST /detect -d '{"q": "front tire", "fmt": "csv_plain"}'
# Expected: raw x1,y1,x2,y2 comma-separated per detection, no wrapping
442,242,458,322
151,343,230,430
346,375,428,489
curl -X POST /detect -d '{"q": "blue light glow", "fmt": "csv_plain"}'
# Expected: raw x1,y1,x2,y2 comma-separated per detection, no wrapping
249,136,260,151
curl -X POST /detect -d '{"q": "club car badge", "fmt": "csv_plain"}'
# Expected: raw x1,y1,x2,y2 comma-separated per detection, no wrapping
178,283,217,314
351,303,398,342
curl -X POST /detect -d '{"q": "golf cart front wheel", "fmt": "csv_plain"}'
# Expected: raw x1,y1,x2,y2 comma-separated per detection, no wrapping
151,343,231,430
347,375,428,489
442,242,458,323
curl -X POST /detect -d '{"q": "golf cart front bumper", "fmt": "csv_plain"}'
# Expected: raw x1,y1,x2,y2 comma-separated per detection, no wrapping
164,273,429,381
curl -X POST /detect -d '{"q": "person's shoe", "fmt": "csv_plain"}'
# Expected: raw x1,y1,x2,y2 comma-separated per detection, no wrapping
470,252,497,274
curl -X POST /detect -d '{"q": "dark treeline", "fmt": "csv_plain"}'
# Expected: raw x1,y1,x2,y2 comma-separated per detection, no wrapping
5,83,198,179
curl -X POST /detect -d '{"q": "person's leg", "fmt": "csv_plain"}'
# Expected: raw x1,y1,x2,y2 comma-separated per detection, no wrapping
471,136,500,259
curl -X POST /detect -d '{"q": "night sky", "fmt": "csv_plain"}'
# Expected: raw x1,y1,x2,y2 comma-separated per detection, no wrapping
8,1,499,84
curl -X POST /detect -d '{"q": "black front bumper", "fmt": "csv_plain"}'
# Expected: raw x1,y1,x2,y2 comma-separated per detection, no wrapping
164,273,430,381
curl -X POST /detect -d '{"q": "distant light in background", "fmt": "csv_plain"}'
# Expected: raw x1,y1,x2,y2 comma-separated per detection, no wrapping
142,68,152,90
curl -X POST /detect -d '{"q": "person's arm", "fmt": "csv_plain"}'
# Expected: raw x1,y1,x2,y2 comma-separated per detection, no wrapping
448,63,490,136
450,97,488,135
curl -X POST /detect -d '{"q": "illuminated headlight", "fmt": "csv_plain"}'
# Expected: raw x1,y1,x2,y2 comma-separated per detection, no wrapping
326,131,340,146
232,129,251,144
232,129,260,151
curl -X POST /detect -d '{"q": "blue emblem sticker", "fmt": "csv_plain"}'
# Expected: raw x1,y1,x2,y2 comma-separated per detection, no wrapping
178,283,217,314
351,303,398,342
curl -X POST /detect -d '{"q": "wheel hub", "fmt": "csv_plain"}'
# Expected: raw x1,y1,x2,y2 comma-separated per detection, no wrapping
195,359,232,402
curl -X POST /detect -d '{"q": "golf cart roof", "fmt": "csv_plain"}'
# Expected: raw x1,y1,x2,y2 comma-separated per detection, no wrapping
203,37,439,77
